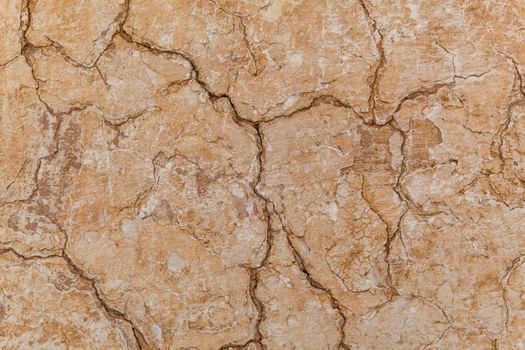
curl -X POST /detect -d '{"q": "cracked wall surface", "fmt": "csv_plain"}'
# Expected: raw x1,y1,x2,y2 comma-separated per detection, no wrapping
1,0,525,349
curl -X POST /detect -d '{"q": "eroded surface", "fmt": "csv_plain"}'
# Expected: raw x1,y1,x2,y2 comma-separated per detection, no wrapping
2,0,525,349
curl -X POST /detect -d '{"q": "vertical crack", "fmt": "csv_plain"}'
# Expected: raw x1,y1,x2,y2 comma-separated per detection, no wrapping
357,0,385,122
269,206,350,349
207,0,260,77
251,125,349,350
499,254,525,345
491,51,525,179
215,100,272,350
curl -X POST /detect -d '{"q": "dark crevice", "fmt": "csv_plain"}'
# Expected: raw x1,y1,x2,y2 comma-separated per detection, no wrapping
62,250,148,350
121,28,275,349
0,245,146,349
16,1,147,349
357,0,385,123
272,208,350,349
251,125,349,347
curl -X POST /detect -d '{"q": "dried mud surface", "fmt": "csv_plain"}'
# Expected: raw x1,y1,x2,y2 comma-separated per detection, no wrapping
2,1,525,349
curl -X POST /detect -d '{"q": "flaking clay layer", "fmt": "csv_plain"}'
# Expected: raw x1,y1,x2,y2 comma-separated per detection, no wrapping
1,0,525,349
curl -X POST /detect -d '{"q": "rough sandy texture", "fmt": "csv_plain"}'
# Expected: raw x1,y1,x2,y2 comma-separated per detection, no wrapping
1,0,525,349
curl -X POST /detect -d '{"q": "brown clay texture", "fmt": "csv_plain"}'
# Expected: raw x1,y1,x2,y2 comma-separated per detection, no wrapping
2,0,525,349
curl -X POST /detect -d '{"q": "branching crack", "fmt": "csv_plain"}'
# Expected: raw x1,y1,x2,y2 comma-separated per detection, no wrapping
272,207,350,349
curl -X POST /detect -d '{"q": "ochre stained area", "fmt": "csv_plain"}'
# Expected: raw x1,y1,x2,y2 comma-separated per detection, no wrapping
1,0,525,349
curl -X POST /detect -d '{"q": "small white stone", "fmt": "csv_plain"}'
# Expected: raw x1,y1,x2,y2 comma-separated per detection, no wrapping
83,230,100,244
167,251,187,274
283,95,299,109
151,324,163,341
278,274,292,288
229,182,245,198
138,196,160,218
287,52,303,67
327,202,338,221
120,218,138,236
